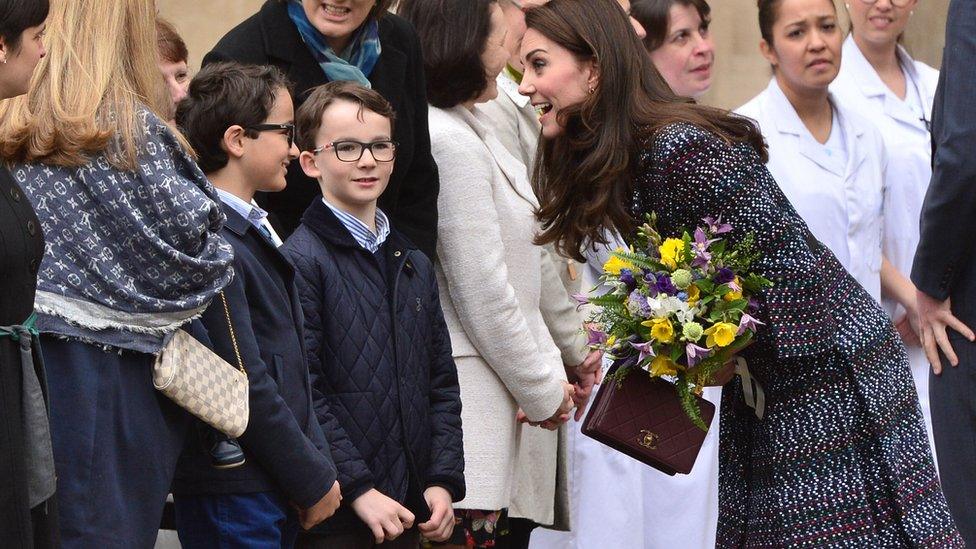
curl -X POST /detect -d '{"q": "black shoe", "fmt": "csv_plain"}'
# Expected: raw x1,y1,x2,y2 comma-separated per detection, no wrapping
210,438,246,469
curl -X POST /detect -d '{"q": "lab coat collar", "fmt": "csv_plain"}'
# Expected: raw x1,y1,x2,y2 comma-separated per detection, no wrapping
841,36,929,131
763,77,866,178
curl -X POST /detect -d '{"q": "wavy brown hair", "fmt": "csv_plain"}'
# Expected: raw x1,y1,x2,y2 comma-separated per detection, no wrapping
525,0,766,262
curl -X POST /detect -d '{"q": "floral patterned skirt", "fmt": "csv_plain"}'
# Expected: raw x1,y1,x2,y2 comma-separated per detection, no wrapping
426,508,510,548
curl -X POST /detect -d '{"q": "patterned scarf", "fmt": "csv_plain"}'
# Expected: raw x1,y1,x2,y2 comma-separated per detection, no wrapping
287,0,381,88
15,109,234,354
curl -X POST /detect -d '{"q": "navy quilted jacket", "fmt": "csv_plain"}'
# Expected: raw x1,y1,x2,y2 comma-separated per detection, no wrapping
281,199,464,536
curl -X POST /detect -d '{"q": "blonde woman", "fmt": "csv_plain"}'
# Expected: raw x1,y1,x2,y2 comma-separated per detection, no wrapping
0,1,233,546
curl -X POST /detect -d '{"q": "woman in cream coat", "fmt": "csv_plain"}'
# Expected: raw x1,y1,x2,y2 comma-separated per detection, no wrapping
399,1,580,545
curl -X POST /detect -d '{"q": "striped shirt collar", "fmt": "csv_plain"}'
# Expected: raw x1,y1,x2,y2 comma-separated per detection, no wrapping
216,188,269,230
321,198,390,253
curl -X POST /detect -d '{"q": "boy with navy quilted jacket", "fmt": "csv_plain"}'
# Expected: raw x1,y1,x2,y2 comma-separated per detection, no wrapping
280,81,464,547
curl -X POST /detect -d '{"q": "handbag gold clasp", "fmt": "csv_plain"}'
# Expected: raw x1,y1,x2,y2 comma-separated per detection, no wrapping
637,430,659,449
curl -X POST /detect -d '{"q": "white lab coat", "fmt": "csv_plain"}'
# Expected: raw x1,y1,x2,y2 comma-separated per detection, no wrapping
736,77,888,302
831,36,939,459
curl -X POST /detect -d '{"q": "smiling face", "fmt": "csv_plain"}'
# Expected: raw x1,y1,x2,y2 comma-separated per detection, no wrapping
241,88,299,193
0,23,47,99
760,0,842,96
301,0,377,52
299,99,394,215
648,4,714,99
847,0,916,50
518,28,597,138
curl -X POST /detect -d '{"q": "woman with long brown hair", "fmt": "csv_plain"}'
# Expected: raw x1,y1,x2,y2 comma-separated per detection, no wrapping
517,0,961,545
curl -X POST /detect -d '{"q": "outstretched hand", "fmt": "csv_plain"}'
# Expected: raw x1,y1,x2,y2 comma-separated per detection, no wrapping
915,291,975,374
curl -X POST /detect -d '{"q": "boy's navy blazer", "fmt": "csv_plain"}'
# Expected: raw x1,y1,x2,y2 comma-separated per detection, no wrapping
281,199,465,537
173,204,337,509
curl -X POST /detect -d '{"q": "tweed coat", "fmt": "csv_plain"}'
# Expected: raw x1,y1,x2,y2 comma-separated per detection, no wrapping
429,104,581,513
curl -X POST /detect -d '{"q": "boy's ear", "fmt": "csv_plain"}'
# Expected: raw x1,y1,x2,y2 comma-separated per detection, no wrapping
298,150,322,180
222,125,248,159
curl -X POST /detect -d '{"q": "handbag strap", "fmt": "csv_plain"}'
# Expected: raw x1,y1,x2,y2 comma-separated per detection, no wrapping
218,291,247,377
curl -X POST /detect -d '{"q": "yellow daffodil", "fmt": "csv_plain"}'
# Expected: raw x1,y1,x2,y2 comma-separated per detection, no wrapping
641,317,674,343
650,355,678,377
704,322,738,348
723,276,743,302
603,248,635,276
606,334,617,348
658,238,686,270
686,284,701,304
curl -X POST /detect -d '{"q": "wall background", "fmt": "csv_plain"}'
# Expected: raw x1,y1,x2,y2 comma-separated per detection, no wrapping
158,0,949,110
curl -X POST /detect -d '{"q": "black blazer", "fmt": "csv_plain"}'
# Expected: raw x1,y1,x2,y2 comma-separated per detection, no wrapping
912,0,976,323
173,204,337,509
204,1,440,259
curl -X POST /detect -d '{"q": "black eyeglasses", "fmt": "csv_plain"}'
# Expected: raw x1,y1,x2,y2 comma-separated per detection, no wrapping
858,0,913,7
246,123,295,148
312,140,398,162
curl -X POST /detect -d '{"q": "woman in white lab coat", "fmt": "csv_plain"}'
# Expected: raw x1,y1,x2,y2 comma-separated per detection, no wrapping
736,0,899,307
830,0,939,455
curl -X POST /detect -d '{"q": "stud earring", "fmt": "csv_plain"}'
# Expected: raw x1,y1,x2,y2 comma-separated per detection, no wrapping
588,86,595,94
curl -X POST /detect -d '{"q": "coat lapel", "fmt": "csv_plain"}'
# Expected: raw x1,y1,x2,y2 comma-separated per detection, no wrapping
454,106,539,207
765,80,845,177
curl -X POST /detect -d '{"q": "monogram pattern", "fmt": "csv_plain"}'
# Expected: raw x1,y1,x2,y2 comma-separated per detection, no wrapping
15,109,233,352
152,329,248,437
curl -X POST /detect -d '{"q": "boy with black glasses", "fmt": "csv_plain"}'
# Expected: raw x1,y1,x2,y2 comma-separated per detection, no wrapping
281,81,465,547
171,62,342,547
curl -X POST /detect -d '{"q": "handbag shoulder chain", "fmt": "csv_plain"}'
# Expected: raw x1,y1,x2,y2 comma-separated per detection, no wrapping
218,291,247,377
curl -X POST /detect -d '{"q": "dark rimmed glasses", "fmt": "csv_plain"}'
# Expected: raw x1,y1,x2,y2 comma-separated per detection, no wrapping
857,0,913,7
313,140,398,162
246,123,295,148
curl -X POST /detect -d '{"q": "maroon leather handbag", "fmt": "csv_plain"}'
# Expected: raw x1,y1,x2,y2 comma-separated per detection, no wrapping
582,362,716,475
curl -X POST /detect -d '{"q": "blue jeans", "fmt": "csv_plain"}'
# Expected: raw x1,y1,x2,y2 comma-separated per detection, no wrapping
174,492,300,549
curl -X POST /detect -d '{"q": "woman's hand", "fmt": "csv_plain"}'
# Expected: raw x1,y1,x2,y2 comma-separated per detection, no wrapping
516,383,576,430
566,350,603,419
895,313,922,347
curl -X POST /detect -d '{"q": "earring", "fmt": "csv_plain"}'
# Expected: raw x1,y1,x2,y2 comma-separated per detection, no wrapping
588,86,595,94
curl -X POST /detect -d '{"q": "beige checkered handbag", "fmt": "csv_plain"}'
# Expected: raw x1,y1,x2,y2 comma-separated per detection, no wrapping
153,292,249,437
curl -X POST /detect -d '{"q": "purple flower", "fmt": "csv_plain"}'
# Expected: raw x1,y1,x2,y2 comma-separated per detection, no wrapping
572,293,590,310
619,269,637,292
691,228,717,269
702,215,732,235
714,267,735,285
643,270,657,284
630,340,656,364
747,297,760,314
586,326,608,346
655,274,678,295
686,343,712,367
737,313,765,336
626,291,652,318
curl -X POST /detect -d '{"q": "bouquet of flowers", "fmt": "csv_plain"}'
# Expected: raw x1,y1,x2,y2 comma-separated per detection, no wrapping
578,214,773,429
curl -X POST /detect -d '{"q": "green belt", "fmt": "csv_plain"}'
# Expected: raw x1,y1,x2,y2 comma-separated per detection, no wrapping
0,311,38,340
